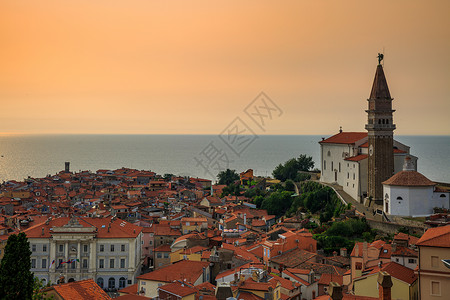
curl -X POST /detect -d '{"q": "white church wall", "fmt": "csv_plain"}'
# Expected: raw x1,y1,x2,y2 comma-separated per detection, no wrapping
432,192,450,210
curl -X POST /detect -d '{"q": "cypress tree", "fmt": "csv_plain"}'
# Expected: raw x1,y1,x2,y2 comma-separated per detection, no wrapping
0,232,34,300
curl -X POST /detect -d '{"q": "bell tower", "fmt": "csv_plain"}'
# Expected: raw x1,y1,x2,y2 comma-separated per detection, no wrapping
366,54,396,204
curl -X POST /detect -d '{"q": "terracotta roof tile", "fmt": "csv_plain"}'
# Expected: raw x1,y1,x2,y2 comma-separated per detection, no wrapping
51,279,111,300
416,225,450,247
320,132,367,145
137,260,209,284
382,170,435,187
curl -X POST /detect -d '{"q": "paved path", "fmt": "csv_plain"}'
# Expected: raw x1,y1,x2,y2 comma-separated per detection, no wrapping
315,181,384,222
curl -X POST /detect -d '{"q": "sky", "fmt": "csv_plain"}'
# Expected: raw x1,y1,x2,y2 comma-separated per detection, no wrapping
1,0,449,135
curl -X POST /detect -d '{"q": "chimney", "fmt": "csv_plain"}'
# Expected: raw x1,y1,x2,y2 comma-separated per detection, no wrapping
354,244,359,257
328,282,343,300
377,271,393,300
363,241,368,262
65,162,70,173
333,251,337,257
244,213,247,225
340,248,347,257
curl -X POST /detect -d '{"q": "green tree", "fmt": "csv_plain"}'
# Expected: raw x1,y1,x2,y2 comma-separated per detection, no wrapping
221,183,241,197
217,169,240,186
0,232,34,300
272,155,315,182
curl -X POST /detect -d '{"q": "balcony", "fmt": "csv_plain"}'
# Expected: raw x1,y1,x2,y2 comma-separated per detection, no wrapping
365,124,396,130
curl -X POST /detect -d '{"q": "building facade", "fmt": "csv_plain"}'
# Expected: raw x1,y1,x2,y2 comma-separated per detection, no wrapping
24,216,143,289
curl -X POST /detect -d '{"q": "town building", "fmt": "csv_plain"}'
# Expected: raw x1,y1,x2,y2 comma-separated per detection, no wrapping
416,225,450,299
24,216,143,290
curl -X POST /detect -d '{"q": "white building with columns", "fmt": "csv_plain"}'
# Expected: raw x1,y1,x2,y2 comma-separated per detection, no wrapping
24,216,143,290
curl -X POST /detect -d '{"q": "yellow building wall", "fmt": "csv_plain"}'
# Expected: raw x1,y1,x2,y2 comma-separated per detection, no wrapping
139,279,167,298
354,274,413,300
170,250,201,263
182,293,196,300
419,246,450,299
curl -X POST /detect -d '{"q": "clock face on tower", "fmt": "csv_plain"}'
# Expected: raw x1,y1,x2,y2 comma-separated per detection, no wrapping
369,145,374,156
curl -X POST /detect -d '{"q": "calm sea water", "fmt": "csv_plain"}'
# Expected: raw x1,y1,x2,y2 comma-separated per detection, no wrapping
0,135,448,183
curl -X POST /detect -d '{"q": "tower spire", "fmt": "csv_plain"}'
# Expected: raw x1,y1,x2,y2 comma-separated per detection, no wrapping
369,64,391,100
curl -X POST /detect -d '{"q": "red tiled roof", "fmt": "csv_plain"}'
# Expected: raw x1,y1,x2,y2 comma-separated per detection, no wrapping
117,283,138,295
158,281,197,297
137,260,209,284
382,170,435,187
320,132,367,145
416,225,450,247
344,154,368,162
318,273,343,285
23,216,142,239
394,232,419,245
50,279,111,300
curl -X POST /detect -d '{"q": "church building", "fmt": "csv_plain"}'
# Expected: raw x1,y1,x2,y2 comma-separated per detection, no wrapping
319,56,417,203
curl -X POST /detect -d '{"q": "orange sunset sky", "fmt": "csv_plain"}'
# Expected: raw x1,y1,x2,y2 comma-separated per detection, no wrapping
1,0,449,135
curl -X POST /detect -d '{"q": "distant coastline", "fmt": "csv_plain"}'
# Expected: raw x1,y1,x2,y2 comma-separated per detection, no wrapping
0,134,448,183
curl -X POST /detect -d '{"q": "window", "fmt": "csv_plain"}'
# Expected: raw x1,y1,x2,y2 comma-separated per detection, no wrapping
324,160,326,170
149,241,153,245
431,281,441,296
71,260,76,269
339,162,341,172
121,244,125,252
157,253,162,258
110,259,115,268
43,245,47,252
353,173,355,180
99,259,104,268
397,196,403,201
119,277,126,289
347,173,349,179
100,245,104,252
164,253,169,258
83,245,88,252
110,245,115,252
32,245,36,252
59,245,64,253
327,151,331,157
408,259,416,264
440,194,446,198
331,161,334,171
31,259,36,268
431,256,439,267
97,278,104,288
42,259,47,269
120,259,125,268
108,277,115,289
83,259,88,268
186,222,190,226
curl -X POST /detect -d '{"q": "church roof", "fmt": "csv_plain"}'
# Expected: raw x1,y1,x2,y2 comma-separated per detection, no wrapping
370,64,391,99
319,132,367,145
382,170,435,187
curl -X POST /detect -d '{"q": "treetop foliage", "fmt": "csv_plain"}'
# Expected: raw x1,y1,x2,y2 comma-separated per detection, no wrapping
217,169,240,186
272,154,314,182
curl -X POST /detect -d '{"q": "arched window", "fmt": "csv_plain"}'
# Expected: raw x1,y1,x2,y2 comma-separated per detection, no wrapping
119,277,126,289
97,278,104,288
327,151,331,157
397,196,403,201
339,162,341,172
108,277,115,289
382,119,385,124
324,160,326,170
378,119,381,124
385,193,389,199
440,194,446,198
386,119,389,124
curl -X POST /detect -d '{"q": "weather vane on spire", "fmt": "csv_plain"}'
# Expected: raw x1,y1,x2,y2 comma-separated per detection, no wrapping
378,53,384,65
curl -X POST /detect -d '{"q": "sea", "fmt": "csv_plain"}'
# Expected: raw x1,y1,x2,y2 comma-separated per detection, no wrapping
0,135,449,184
